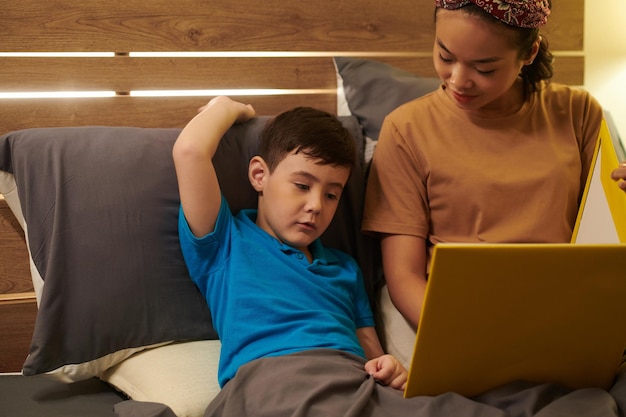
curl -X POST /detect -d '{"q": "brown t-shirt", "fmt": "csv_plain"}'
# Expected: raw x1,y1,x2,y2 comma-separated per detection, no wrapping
363,82,603,249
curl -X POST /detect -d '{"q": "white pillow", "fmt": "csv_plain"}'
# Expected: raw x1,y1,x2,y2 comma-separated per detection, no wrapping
102,340,222,417
335,62,351,118
49,342,171,382
377,284,416,370
334,59,378,164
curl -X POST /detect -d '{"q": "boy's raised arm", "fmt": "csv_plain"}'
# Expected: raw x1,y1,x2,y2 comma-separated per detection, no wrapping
173,96,256,237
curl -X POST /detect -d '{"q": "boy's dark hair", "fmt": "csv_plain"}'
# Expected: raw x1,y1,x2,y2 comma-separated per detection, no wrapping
435,3,554,96
259,107,356,172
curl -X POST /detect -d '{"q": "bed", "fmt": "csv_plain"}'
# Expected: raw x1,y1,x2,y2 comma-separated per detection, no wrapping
2,0,624,416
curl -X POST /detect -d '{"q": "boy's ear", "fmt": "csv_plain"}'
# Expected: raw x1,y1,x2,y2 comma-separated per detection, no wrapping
248,156,268,192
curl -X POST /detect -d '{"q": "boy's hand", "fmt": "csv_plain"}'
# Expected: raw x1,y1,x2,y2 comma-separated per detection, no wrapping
611,163,626,192
364,354,408,390
199,96,256,123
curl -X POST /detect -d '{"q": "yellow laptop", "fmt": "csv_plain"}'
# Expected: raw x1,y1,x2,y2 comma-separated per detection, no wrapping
403,243,626,398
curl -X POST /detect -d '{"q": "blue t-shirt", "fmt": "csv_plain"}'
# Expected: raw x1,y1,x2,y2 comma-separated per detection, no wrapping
178,197,374,387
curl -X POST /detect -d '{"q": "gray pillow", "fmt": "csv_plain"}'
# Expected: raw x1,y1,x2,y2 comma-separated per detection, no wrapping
1,126,217,376
334,57,441,140
0,115,372,377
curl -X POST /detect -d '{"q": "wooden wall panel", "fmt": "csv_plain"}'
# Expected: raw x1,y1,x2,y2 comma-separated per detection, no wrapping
552,56,585,86
0,297,37,373
542,0,585,51
0,95,338,133
0,199,31,294
0,0,582,53
0,57,338,92
0,0,585,132
0,197,35,373
0,0,425,53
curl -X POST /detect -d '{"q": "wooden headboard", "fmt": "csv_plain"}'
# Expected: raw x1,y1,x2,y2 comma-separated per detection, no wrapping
0,0,584,131
0,0,585,372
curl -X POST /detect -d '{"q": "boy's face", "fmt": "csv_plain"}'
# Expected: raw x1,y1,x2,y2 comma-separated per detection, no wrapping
250,150,350,253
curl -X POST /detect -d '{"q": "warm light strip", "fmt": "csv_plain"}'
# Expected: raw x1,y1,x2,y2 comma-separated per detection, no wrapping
128,51,432,58
0,292,36,302
130,88,335,97
0,50,582,58
0,51,424,58
551,51,585,57
0,89,334,99
130,51,583,58
0,91,117,99
0,52,115,57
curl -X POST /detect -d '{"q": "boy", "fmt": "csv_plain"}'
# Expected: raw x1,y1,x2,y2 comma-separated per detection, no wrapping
173,96,408,416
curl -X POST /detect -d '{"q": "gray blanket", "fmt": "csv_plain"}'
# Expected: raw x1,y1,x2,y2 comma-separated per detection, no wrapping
203,349,625,417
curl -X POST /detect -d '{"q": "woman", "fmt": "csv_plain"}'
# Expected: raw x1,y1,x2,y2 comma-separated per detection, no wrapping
362,0,621,367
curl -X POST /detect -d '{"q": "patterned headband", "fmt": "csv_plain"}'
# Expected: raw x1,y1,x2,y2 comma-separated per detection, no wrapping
435,0,550,28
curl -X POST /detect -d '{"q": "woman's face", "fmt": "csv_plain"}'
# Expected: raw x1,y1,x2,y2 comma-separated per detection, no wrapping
433,9,531,116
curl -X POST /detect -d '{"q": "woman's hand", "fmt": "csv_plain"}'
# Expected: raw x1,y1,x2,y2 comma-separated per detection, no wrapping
364,354,408,390
610,163,626,192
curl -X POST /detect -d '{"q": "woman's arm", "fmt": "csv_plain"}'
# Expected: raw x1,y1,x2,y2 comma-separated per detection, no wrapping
381,234,428,328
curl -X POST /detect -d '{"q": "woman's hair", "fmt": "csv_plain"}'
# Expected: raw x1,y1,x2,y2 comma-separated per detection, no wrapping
259,107,356,172
435,4,554,95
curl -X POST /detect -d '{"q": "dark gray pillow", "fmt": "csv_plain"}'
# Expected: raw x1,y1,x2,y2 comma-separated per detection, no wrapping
0,115,373,378
334,57,441,140
1,126,217,377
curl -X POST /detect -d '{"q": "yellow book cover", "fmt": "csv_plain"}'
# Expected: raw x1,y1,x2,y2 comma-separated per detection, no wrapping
571,119,626,243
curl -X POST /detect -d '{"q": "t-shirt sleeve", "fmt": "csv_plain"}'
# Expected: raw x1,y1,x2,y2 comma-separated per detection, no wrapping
362,117,430,238
178,195,232,294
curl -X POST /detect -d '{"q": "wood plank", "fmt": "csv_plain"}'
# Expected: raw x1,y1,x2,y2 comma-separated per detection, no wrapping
0,0,427,53
542,0,584,51
0,199,32,294
0,57,338,92
551,56,585,86
0,95,338,134
0,0,581,53
0,297,37,373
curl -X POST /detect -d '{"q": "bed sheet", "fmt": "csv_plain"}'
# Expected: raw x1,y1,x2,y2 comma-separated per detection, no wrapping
4,357,624,417
0,373,125,417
